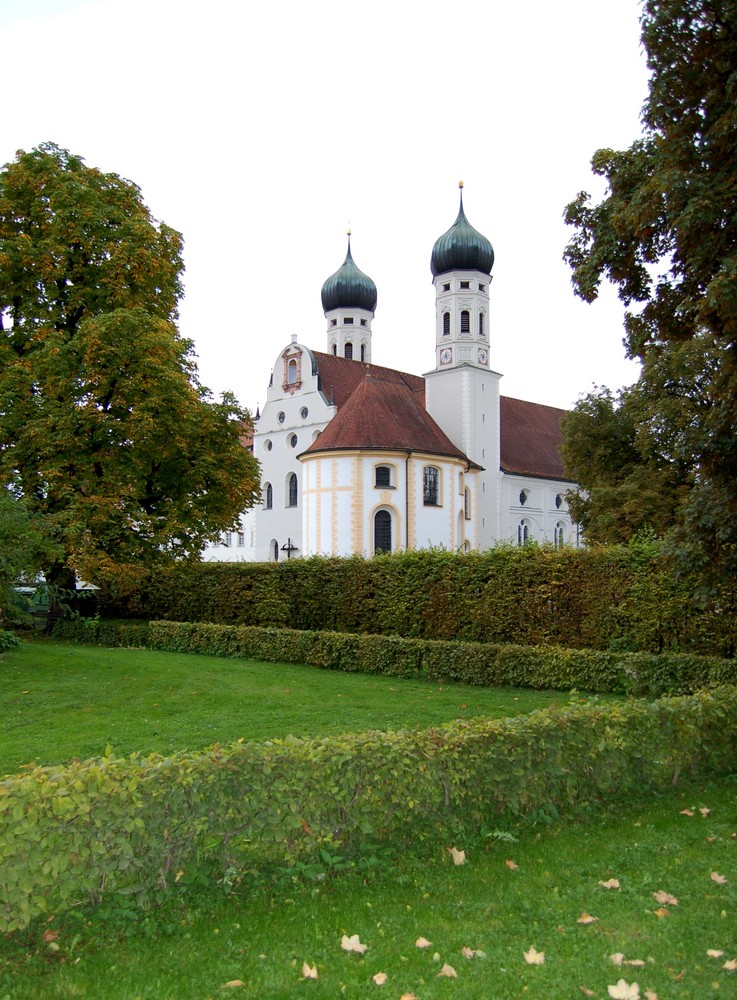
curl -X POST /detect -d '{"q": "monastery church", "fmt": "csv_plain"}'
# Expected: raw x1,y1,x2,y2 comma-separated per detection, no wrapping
206,186,579,563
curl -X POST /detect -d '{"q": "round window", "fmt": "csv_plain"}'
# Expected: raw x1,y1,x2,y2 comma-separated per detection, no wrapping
300,406,309,419
289,434,298,448
264,439,273,452
277,411,285,424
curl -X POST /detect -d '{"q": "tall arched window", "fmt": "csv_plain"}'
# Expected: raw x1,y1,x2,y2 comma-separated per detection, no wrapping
555,522,566,548
374,509,392,554
264,482,273,509
460,310,470,334
345,342,353,360
287,473,298,507
464,487,471,520
479,312,485,337
287,359,298,384
517,519,531,546
271,539,279,562
423,466,440,506
443,311,450,335
360,343,366,361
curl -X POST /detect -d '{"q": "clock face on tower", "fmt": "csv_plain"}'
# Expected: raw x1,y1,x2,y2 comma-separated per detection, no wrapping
440,348,452,365
478,348,488,365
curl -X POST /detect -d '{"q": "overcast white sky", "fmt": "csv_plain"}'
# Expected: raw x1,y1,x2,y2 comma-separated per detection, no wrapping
2,0,649,412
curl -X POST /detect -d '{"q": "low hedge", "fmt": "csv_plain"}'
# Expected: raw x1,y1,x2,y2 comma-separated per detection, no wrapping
2,685,736,933
52,619,737,697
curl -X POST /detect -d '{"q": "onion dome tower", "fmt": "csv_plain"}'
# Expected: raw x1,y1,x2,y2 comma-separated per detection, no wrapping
430,183,494,372
321,233,377,363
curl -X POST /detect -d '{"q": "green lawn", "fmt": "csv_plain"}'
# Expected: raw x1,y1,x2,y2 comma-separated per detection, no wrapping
0,641,603,776
1,775,735,998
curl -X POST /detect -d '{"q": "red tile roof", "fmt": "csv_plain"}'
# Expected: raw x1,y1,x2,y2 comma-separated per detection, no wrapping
302,370,476,465
311,351,425,408
300,353,569,481
499,396,570,480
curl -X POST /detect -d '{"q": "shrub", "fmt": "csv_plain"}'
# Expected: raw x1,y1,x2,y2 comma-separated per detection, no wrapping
2,685,735,933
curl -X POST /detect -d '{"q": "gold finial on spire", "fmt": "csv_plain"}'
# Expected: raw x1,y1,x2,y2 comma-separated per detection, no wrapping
459,180,464,189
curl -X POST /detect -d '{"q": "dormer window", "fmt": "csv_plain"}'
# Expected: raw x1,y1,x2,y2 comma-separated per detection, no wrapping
288,360,297,384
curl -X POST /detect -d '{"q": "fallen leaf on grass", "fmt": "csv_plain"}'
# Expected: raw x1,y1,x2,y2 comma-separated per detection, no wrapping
415,937,432,949
710,871,728,884
707,949,724,958
372,971,387,985
400,994,419,999
652,908,669,918
724,958,737,971
43,929,60,943
608,980,640,999
437,963,457,978
221,982,245,989
524,947,545,965
600,878,621,890
341,934,367,954
577,912,599,924
301,962,318,979
652,890,678,906
461,946,485,959
580,989,596,997
611,953,625,966
700,807,711,817
505,859,518,870
448,846,466,865
644,991,659,999
680,809,694,816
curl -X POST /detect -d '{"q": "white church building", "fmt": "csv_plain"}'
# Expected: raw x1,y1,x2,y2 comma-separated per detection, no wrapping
206,187,579,563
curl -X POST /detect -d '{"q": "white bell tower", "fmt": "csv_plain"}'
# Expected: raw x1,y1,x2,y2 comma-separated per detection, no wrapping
425,184,502,547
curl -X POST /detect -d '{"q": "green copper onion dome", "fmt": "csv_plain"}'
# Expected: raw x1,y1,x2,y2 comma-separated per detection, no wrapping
321,235,378,314
431,184,494,277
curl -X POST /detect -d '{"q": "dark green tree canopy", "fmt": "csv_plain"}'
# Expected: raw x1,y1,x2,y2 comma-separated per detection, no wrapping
563,0,737,588
0,143,259,589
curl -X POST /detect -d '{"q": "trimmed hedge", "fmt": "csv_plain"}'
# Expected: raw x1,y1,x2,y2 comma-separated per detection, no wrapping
92,545,737,657
51,619,737,697
2,686,736,932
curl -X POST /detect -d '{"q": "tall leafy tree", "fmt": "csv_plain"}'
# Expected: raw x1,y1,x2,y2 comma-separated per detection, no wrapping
0,143,259,591
563,0,737,588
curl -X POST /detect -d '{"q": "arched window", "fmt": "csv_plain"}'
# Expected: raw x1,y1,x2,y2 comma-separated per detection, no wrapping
479,312,485,338
555,522,566,548
443,311,450,336
271,539,279,562
264,482,273,509
517,519,532,546
287,359,298,385
423,466,440,506
375,465,392,488
374,510,392,554
332,343,337,355
287,473,298,507
345,342,353,360
360,343,366,361
460,310,470,334
464,487,471,520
